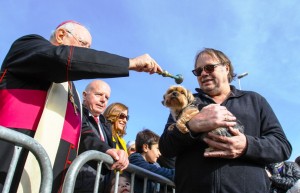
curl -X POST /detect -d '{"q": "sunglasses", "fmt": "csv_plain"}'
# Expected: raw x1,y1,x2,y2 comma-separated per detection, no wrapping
118,113,129,121
129,148,136,152
192,63,224,76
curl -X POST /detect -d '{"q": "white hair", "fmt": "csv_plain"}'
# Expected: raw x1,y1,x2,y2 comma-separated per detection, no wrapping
49,22,76,42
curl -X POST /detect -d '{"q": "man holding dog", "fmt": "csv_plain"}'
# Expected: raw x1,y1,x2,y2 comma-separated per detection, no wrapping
159,48,292,193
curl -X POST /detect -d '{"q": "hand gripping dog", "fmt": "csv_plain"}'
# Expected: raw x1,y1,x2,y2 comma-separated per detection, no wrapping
162,85,244,152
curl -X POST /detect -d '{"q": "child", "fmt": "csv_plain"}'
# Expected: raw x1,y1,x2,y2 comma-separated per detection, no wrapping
126,140,136,156
104,173,133,193
129,129,175,193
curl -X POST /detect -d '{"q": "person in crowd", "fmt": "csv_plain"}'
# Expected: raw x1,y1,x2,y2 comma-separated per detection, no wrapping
75,80,129,192
126,140,136,156
103,103,130,153
130,129,175,193
0,20,162,193
266,161,300,193
104,173,133,193
159,48,292,193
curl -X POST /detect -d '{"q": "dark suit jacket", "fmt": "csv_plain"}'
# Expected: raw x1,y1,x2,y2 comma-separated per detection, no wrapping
75,106,116,192
78,106,115,157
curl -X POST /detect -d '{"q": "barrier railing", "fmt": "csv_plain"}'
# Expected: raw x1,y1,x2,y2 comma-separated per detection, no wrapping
0,126,175,193
62,150,175,193
0,126,53,193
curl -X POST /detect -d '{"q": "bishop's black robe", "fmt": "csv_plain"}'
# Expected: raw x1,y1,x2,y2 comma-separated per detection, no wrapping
0,34,130,193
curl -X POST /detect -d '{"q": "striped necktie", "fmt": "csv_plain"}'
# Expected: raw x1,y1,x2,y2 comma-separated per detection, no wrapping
93,116,105,142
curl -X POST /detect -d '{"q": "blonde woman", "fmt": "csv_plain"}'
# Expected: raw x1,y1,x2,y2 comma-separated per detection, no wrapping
103,102,129,154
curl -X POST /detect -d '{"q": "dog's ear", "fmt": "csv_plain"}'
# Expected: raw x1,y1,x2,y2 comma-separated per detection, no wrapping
186,89,195,104
161,95,165,106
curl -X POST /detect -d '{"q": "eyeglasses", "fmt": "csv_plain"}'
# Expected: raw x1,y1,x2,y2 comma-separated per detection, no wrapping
118,113,129,121
66,30,89,48
129,147,135,152
192,63,224,76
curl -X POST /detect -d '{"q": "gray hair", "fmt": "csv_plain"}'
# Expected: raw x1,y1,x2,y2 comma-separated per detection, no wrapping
49,22,76,42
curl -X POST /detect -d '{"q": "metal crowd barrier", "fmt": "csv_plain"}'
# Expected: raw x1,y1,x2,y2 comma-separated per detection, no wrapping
62,150,175,193
0,126,53,193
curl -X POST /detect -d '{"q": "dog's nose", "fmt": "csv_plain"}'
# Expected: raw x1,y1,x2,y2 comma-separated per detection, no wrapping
171,91,178,97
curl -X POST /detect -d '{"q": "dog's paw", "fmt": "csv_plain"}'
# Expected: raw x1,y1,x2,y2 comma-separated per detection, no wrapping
167,123,176,131
176,121,189,133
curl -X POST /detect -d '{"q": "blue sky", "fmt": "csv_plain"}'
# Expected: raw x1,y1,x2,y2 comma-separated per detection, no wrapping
1,0,299,161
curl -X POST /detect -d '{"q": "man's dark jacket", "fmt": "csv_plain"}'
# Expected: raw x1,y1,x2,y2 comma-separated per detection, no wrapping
159,86,292,193
75,106,116,192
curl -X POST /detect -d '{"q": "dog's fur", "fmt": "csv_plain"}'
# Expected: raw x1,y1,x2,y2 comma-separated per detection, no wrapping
201,121,244,152
162,85,244,152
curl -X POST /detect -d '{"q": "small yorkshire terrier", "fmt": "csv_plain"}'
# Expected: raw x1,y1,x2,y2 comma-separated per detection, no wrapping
162,85,199,133
162,85,244,152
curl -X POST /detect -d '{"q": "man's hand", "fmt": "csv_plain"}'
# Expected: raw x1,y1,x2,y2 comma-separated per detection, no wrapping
106,149,129,171
129,54,162,74
203,127,247,159
188,104,236,133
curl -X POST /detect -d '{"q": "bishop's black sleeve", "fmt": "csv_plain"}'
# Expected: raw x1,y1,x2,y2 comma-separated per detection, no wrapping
1,34,129,83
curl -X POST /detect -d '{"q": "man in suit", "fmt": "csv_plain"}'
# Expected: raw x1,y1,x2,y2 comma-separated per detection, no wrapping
75,80,128,192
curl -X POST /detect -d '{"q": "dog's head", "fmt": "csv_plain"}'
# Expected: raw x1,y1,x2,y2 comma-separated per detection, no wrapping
162,85,195,117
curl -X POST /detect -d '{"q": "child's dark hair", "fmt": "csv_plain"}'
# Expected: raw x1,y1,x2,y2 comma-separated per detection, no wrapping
135,128,160,153
104,172,131,193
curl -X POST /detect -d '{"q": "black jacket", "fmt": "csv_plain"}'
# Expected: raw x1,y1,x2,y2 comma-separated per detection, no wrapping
75,106,116,192
78,106,116,154
159,86,292,193
267,161,300,193
78,106,115,156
